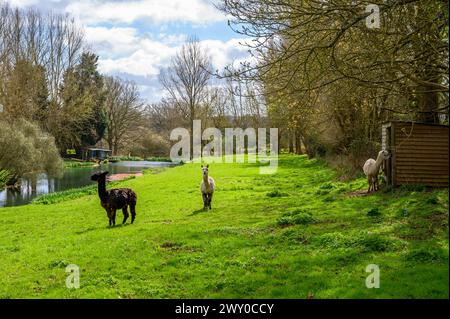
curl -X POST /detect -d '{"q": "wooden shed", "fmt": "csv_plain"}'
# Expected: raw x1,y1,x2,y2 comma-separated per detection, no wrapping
382,121,449,187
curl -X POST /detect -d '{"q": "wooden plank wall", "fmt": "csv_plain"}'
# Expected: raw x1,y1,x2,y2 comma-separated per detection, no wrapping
393,122,449,187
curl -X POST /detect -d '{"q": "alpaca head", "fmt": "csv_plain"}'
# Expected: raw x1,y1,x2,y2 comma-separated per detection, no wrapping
91,171,109,181
377,150,390,160
201,165,209,178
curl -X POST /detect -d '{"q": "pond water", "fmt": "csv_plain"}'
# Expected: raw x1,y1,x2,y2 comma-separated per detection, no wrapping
0,161,176,208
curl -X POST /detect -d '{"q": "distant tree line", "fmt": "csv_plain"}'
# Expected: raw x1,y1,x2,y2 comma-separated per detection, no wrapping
149,37,266,160
218,0,449,171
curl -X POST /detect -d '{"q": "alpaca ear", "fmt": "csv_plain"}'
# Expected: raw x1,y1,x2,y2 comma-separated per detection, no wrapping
206,164,209,168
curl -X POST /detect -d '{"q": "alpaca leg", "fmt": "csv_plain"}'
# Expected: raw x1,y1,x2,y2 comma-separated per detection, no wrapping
367,176,372,193
202,193,208,210
208,193,213,209
122,206,129,224
130,204,136,224
375,176,379,191
107,209,113,226
112,209,117,226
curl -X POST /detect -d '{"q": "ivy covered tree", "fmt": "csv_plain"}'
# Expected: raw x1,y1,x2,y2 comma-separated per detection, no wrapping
0,59,50,127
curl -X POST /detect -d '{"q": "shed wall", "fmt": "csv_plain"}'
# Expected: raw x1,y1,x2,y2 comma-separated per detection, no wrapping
390,122,448,187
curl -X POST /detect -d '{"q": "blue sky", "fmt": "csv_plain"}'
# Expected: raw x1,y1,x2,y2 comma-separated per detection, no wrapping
8,0,250,102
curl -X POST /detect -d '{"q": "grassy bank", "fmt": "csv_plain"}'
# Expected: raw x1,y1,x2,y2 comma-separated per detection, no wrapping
63,159,98,168
145,156,172,162
108,155,172,162
0,155,447,298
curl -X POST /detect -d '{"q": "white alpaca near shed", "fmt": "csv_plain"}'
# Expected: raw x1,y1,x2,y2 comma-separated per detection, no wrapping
363,150,390,193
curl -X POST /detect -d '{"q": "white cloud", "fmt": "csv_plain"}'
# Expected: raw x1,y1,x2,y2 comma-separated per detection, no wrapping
99,47,169,77
200,38,252,71
85,27,140,56
85,26,178,76
85,26,250,78
7,0,38,6
87,30,251,102
65,0,225,25
8,0,63,7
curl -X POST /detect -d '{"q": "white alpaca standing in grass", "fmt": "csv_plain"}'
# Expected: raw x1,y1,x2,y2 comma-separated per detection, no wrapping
200,165,215,210
363,150,390,193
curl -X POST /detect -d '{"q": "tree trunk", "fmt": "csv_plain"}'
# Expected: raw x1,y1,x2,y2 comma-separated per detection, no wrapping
288,130,294,153
190,103,194,160
418,82,439,124
295,129,303,155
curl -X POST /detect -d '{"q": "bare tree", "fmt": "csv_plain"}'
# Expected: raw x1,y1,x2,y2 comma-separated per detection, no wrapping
0,3,84,100
159,37,213,159
104,77,144,155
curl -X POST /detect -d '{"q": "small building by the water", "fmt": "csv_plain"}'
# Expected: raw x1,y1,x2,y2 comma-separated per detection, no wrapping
81,148,112,161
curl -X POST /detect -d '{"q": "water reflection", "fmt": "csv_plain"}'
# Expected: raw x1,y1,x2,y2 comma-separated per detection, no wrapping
0,161,176,207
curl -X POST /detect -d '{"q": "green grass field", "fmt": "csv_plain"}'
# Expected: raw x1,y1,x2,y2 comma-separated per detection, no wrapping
0,154,448,298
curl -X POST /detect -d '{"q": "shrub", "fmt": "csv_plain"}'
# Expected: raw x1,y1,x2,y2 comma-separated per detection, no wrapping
0,118,63,183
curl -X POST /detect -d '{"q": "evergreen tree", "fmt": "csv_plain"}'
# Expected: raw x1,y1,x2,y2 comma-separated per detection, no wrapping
59,52,107,150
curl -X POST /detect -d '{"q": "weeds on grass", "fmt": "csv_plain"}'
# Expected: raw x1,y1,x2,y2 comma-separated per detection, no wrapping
277,209,315,227
266,190,288,198
405,248,447,263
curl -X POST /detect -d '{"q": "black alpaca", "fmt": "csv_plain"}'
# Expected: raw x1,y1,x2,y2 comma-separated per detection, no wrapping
91,171,137,226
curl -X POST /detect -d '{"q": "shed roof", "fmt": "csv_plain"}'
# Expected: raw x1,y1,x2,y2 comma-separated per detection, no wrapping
382,120,449,128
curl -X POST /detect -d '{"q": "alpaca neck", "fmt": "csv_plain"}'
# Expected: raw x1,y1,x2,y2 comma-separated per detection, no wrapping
374,154,385,171
97,178,107,200
203,175,210,188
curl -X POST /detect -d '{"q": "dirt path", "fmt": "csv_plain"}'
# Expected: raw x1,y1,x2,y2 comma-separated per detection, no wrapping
107,172,143,181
